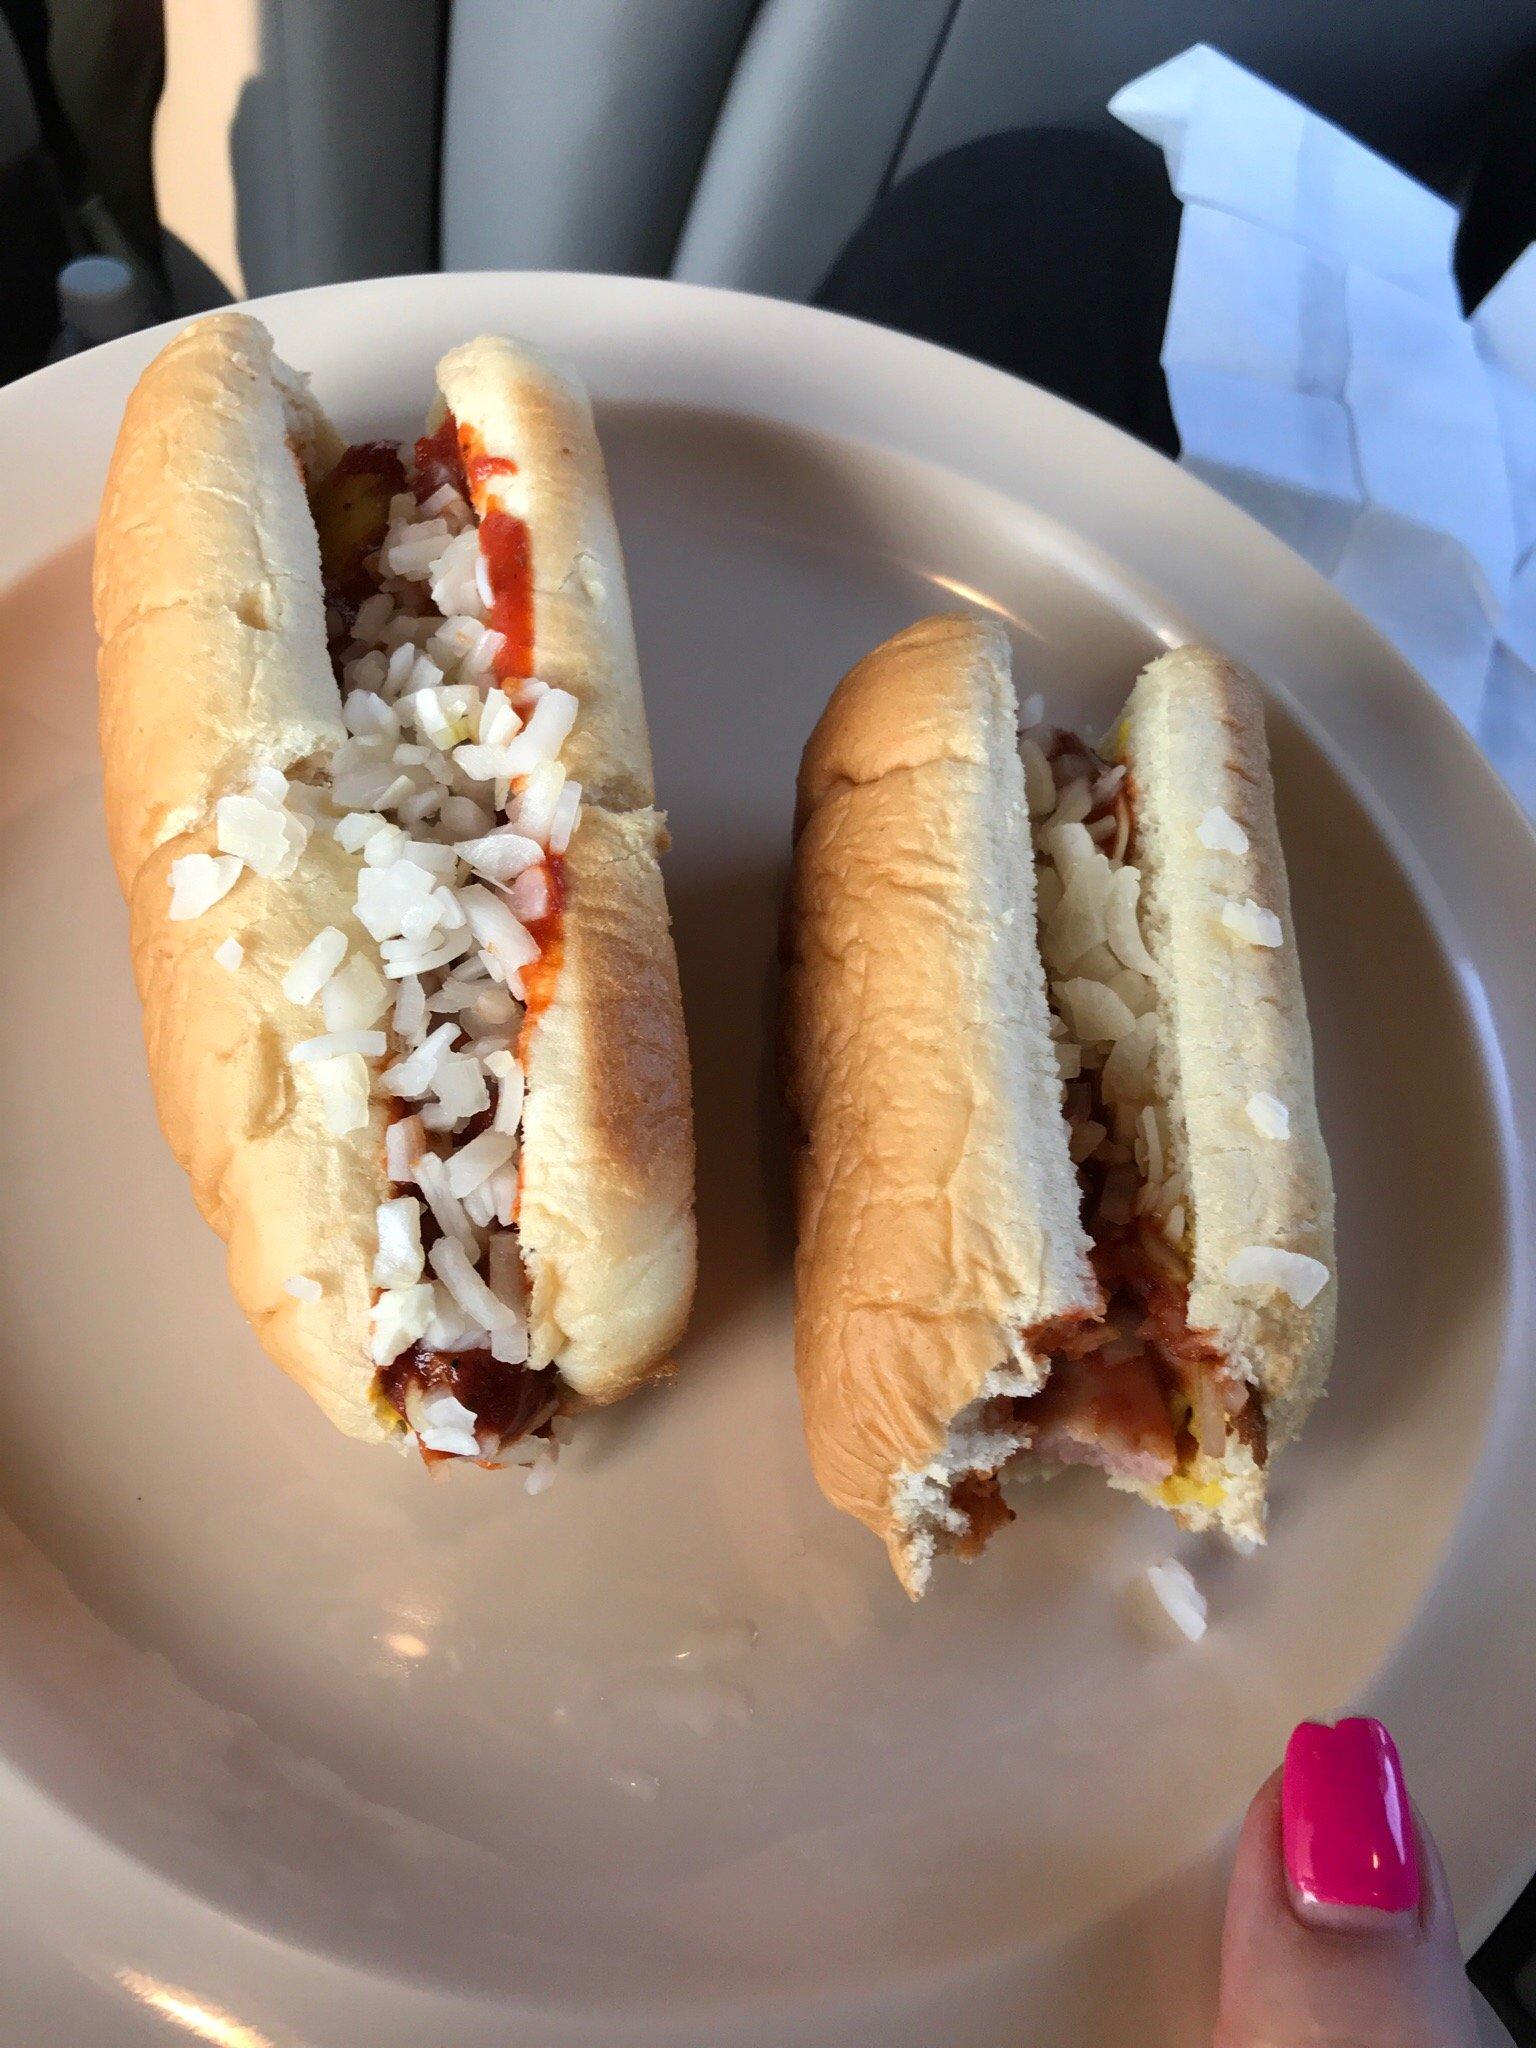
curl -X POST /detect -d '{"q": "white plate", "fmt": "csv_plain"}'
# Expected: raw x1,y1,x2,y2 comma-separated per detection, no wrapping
1,273,1533,2048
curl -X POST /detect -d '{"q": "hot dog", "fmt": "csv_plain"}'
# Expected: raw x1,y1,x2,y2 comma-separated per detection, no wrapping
782,616,1334,1593
95,313,696,1474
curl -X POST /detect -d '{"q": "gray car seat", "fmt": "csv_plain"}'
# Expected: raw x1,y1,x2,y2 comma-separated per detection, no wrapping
150,0,1536,308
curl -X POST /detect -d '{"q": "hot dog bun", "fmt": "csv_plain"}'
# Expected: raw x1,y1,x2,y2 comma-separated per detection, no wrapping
784,617,1098,1590
95,314,695,1448
784,616,1334,1592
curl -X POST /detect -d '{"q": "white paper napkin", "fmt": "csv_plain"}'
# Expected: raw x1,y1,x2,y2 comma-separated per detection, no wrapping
1110,43,1536,789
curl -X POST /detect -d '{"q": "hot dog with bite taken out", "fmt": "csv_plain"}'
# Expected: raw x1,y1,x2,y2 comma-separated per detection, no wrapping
782,616,1334,1594
95,313,696,1473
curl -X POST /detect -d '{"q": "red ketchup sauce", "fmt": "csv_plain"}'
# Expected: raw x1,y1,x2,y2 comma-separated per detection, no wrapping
427,418,559,1002
412,415,466,501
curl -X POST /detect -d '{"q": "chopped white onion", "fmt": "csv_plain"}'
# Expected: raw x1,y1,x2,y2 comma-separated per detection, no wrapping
343,690,397,738
213,936,245,971
361,823,410,867
1198,806,1249,855
420,1283,480,1353
492,1319,532,1364
451,743,508,784
525,1447,559,1495
1099,1010,1159,1104
489,1161,519,1228
459,884,540,985
216,793,308,878
445,1128,517,1198
310,1052,372,1136
1245,1092,1291,1141
1143,1560,1207,1643
282,926,348,1006
381,928,474,979
479,690,519,747
402,839,460,879
428,1234,520,1331
440,794,493,838
1057,977,1136,1044
381,1019,459,1098
1105,864,1157,975
353,590,393,641
1221,899,1283,948
1225,1245,1330,1307
1050,777,1093,827
411,1384,482,1459
291,1029,387,1063
1020,737,1055,816
385,1113,427,1182
414,1152,478,1251
473,983,518,1028
430,1053,491,1124
501,688,579,775
391,972,428,1040
507,864,551,924
510,759,566,845
454,827,543,883
322,953,390,1031
1043,854,1112,973
283,1274,322,1303
169,852,242,921
373,1195,425,1287
1041,819,1097,884
547,778,582,854
355,860,440,941
369,1281,434,1365
486,1050,526,1136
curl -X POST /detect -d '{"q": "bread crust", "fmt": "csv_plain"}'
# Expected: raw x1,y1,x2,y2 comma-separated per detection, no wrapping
94,313,348,894
784,615,1096,1589
96,314,694,1442
128,824,393,1442
96,312,393,1440
1117,648,1335,1450
520,805,697,1400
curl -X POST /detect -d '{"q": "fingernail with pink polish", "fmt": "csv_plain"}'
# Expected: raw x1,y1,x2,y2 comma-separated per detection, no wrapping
1283,1718,1420,1921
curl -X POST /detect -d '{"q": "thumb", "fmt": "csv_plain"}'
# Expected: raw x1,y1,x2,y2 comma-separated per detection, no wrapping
1214,1720,1478,2048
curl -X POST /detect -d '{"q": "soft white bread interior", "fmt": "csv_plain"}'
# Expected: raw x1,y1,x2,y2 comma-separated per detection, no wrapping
784,614,1097,1593
435,336,655,809
1117,648,1335,1453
